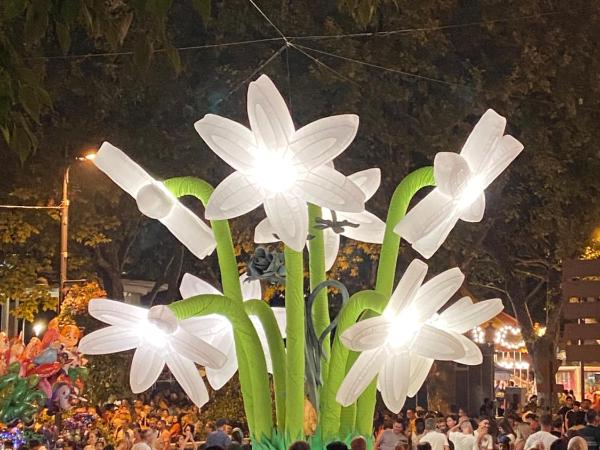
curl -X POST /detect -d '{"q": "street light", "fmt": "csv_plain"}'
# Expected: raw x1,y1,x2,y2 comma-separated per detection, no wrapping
59,149,97,309
32,321,45,337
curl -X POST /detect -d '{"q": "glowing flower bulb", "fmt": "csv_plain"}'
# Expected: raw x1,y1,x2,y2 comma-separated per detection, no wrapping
79,300,226,407
394,109,524,259
195,75,367,251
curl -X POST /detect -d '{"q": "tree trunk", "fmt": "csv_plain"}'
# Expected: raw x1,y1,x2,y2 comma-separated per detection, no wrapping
527,335,557,411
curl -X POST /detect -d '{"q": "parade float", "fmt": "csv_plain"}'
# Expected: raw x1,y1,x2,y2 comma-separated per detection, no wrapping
79,75,522,449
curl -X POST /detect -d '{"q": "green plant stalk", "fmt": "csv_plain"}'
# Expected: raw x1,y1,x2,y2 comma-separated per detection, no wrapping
307,203,330,382
284,246,305,442
338,350,359,435
244,299,287,431
319,290,387,441
168,294,273,441
354,167,435,436
164,177,270,436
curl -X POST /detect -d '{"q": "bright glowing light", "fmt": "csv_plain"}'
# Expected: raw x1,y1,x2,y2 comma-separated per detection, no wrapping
494,325,525,350
497,359,529,370
251,150,298,193
458,175,484,209
135,321,169,348
83,152,97,161
471,326,486,344
32,322,45,336
386,309,420,348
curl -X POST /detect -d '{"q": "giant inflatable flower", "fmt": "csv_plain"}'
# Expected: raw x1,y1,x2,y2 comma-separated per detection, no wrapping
394,109,523,258
179,273,286,389
194,75,366,251
79,300,226,407
254,168,385,270
94,143,216,259
337,259,501,412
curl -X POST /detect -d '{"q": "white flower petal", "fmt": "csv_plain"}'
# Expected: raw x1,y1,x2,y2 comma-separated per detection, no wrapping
378,350,410,413
171,328,227,369
264,193,308,252
205,172,265,220
247,75,294,151
88,299,146,327
78,327,140,354
295,165,365,213
411,267,464,322
386,259,428,317
337,210,385,243
394,189,459,259
478,134,524,188
288,115,359,170
323,229,340,271
411,324,465,361
130,345,165,393
407,354,434,397
336,348,386,406
272,307,287,338
194,114,257,172
440,297,503,334
94,142,154,198
453,334,483,365
460,109,507,173
348,168,381,201
161,202,216,259
250,317,274,373
180,315,231,340
254,218,279,243
434,153,472,198
205,337,237,390
179,273,222,299
165,354,209,408
459,192,485,222
340,316,391,351
240,274,262,300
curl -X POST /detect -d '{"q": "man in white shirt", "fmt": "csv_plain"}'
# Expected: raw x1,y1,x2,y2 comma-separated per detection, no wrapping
524,415,558,450
449,419,476,450
474,418,494,450
421,418,450,450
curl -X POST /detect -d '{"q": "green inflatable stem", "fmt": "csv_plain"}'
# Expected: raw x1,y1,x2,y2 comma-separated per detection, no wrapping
169,294,273,440
307,203,331,383
354,167,435,436
244,299,287,431
284,246,305,442
319,290,387,441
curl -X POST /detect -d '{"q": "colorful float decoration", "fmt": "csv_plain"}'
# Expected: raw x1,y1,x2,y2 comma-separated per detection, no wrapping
0,321,88,426
80,75,523,449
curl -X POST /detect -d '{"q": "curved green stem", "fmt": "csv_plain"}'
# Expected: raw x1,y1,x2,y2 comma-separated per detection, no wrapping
169,294,273,440
354,167,435,436
307,204,330,384
244,300,287,431
284,246,305,441
319,290,387,441
164,177,272,439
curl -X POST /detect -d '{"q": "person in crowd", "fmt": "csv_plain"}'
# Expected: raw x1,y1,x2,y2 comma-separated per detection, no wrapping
578,410,600,450
228,428,244,450
412,418,427,450
417,442,433,450
131,429,154,450
567,403,583,430
553,418,565,438
420,417,449,450
480,399,494,418
327,442,349,450
524,414,558,450
499,418,517,450
583,401,593,414
206,419,231,448
560,397,575,420
376,420,409,450
448,418,476,450
568,409,588,439
156,420,171,450
406,410,417,434
568,437,589,450
350,436,368,450
474,418,494,450
288,441,311,450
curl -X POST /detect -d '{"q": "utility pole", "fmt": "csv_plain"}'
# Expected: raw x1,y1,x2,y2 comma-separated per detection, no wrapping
59,165,70,310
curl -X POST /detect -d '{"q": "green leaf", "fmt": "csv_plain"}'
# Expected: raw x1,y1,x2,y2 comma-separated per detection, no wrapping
18,85,41,123
17,114,38,152
133,37,154,72
9,123,32,163
56,22,71,55
0,125,10,144
24,0,51,44
4,0,27,20
146,0,172,17
35,86,52,109
60,0,80,26
191,0,211,22
165,46,182,75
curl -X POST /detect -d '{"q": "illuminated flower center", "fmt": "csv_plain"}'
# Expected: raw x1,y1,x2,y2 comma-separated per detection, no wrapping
251,150,298,193
458,175,484,209
385,308,421,348
136,183,175,219
135,306,178,349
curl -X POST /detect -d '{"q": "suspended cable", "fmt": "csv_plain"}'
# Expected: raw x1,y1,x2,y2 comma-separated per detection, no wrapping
0,205,60,210
248,0,289,44
289,43,357,86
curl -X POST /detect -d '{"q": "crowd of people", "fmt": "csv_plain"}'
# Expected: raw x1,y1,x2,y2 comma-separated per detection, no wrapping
8,392,600,450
